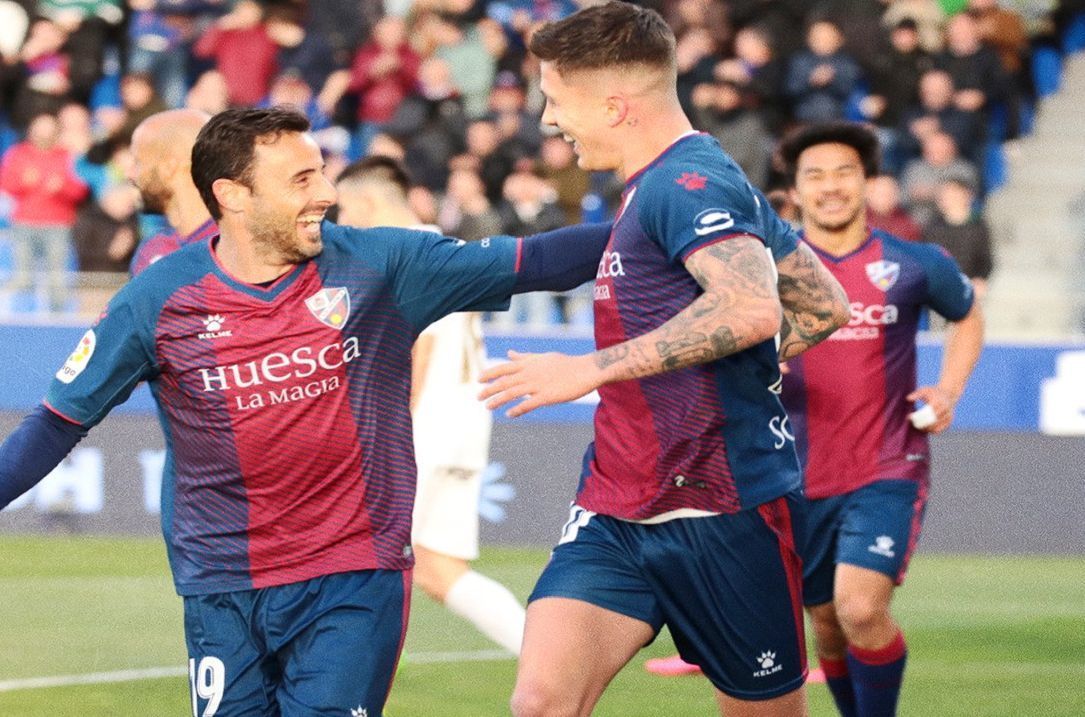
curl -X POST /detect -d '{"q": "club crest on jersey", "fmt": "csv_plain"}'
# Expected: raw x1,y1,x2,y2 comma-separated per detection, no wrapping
56,329,96,384
305,287,351,329
676,171,707,191
865,260,900,291
694,208,734,237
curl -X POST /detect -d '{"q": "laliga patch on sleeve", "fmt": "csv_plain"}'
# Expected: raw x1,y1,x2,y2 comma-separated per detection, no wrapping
56,330,96,384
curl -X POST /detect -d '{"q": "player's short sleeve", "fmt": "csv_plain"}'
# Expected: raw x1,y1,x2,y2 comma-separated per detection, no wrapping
916,243,975,321
363,226,520,330
44,289,157,428
636,169,795,264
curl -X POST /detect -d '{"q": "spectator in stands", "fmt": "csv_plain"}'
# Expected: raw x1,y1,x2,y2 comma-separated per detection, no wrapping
266,4,338,95
937,11,1010,130
126,0,208,109
900,130,979,226
862,18,936,171
437,163,501,243
71,181,138,273
882,0,947,53
967,0,1030,76
691,78,771,189
0,111,89,310
319,14,420,157
463,117,513,203
727,0,808,58
674,26,718,116
184,70,229,115
9,18,72,129
538,134,589,226
193,0,278,107
898,68,985,167
112,72,169,145
262,69,332,132
384,57,468,191
785,19,864,123
867,173,922,242
421,12,497,120
38,0,124,107
924,175,992,298
715,25,787,134
487,70,542,165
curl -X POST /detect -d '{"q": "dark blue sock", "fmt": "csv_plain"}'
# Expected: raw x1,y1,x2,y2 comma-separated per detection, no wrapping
846,632,907,717
820,656,857,717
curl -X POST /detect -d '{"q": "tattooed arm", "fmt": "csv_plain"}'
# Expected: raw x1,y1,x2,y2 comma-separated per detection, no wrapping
775,242,850,360
479,236,783,417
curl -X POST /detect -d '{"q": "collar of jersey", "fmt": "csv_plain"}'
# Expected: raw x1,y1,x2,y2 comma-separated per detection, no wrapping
623,130,706,186
801,229,877,264
207,236,309,300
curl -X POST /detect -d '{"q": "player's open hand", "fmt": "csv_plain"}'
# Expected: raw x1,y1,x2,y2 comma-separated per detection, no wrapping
907,385,956,434
479,350,600,418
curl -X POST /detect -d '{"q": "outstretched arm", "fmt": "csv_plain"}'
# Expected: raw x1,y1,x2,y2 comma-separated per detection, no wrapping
480,235,782,417
0,405,87,509
775,242,850,360
908,299,984,434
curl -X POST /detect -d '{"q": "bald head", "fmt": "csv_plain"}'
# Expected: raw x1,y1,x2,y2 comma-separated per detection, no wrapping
129,109,210,214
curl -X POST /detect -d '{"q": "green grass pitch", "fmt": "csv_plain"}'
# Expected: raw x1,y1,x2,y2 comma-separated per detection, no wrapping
0,536,1082,715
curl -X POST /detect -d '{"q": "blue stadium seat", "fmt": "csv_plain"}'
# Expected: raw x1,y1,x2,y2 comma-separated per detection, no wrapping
1063,12,1085,54
1032,46,1062,97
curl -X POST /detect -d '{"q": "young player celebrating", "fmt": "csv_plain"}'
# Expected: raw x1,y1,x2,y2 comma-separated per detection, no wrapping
777,122,984,716
480,4,849,715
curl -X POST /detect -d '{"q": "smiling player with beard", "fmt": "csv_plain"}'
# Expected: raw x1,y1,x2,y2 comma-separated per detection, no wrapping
0,106,611,717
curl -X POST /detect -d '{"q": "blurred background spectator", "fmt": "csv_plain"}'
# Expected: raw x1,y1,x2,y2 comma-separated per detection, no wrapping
0,0,1072,325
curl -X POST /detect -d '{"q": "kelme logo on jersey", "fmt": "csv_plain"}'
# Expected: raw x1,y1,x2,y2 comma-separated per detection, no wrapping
865,260,900,291
198,314,232,340
693,208,734,237
56,330,96,384
305,287,351,330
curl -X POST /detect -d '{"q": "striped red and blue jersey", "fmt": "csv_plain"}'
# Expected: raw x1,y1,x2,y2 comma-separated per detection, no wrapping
46,222,520,596
130,218,219,276
578,132,803,521
781,229,974,499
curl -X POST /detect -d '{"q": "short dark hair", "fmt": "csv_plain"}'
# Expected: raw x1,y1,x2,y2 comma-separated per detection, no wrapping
776,122,881,184
529,1,675,75
336,155,412,197
191,107,310,220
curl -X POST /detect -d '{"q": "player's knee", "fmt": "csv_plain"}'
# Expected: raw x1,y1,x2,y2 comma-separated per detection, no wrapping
834,592,889,637
510,680,579,717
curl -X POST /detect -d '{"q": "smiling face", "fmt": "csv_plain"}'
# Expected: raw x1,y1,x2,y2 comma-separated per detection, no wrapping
241,132,337,264
792,142,867,234
538,62,621,173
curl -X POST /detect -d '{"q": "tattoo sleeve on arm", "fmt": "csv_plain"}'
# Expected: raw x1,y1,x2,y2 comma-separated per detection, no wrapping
592,235,781,382
775,243,849,360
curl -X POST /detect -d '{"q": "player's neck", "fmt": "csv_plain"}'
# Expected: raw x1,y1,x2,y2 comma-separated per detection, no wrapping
617,108,694,181
804,218,869,257
167,188,213,238
213,230,296,285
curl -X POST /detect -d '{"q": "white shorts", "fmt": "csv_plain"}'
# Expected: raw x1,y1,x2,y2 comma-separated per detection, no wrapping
412,462,482,560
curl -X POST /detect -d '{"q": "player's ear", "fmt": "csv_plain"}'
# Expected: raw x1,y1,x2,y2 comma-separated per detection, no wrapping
213,178,249,216
605,95,628,128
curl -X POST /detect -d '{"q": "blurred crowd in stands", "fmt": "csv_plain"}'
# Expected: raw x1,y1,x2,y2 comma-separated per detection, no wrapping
0,0,1083,321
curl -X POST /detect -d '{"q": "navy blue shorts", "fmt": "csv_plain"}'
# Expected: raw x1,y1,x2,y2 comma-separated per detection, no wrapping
802,479,929,607
183,570,410,717
531,494,807,700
